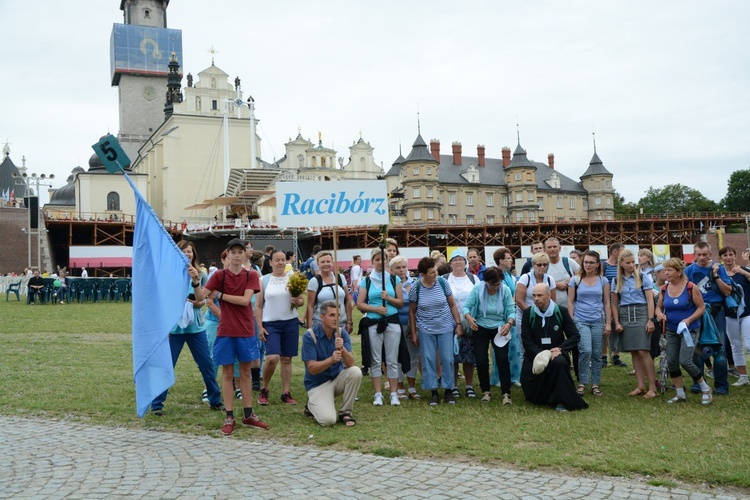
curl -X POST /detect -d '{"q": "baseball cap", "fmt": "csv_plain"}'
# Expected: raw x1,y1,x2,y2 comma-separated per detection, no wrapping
493,330,511,348
226,238,246,251
449,249,467,262
654,264,664,272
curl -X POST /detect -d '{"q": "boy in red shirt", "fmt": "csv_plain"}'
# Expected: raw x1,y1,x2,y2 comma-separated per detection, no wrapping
194,238,268,435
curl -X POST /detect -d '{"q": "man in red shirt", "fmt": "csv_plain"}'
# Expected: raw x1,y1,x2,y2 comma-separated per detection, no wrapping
195,238,268,435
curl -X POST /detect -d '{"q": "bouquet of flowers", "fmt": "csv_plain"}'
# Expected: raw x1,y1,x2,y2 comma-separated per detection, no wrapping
286,271,309,311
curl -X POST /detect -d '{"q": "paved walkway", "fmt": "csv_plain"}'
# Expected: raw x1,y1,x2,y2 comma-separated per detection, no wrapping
0,417,737,499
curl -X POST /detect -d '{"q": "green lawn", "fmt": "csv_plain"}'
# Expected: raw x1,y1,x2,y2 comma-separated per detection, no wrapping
1,299,749,488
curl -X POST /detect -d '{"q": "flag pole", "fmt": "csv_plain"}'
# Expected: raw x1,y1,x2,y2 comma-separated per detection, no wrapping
333,227,340,339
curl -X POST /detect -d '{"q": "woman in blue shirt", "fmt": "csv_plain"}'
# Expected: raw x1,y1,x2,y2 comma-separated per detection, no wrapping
655,258,711,404
463,267,516,405
719,246,750,386
612,250,657,398
568,251,611,397
357,247,404,407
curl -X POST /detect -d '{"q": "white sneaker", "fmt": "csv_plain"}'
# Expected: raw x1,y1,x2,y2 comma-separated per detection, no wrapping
733,376,750,386
390,392,401,406
373,393,384,406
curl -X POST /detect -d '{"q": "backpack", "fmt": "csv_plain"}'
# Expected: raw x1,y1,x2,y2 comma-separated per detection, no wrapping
561,256,572,277
300,256,315,280
314,274,347,303
529,303,563,330
363,274,398,304
413,276,449,304
716,266,746,317
571,275,607,303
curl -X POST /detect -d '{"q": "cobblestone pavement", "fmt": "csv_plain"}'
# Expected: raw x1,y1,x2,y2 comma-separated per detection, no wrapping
0,417,738,499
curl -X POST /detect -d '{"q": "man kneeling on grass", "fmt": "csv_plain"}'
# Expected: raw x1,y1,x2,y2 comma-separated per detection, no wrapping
302,300,362,427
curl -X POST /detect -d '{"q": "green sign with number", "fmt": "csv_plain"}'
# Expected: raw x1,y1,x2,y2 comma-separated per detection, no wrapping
91,134,131,173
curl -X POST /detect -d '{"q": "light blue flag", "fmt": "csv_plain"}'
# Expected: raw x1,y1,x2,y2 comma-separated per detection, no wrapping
123,173,189,417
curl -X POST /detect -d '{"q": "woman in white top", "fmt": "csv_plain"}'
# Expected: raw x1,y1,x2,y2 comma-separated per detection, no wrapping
515,252,557,329
255,250,305,406
444,249,479,398
305,250,353,332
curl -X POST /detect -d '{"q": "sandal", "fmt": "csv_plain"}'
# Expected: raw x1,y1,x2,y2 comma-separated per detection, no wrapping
303,403,314,419
465,386,476,398
629,388,646,397
701,389,713,406
408,390,421,400
339,412,356,427
576,384,585,396
591,386,603,397
643,390,658,399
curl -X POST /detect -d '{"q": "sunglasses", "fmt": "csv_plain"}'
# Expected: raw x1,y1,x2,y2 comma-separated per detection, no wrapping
534,263,549,267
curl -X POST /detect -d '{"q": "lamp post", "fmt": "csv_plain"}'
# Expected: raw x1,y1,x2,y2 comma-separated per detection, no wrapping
12,171,54,270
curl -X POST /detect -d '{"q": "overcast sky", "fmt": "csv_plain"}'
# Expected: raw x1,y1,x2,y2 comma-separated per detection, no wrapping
1,1,748,206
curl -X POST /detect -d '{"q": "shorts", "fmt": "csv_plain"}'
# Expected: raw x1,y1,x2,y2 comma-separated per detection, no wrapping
263,318,300,357
214,336,259,366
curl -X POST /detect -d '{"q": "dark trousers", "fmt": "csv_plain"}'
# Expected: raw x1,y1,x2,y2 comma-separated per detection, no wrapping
471,325,511,394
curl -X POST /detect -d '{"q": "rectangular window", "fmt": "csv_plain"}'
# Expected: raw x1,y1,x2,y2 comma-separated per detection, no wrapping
606,197,611,205
413,188,420,199
570,198,576,209
605,180,611,188
529,211,536,221
426,187,433,198
516,192,522,202
486,194,494,207
426,167,432,175
414,209,421,220
557,196,563,209
514,173,521,181
427,209,434,219
583,199,589,210
537,197,543,209
526,172,532,181
211,100,218,110
467,215,474,224
516,212,523,222
595,197,602,205
449,193,456,205
449,214,457,224
502,195,508,207
486,215,494,224
413,167,419,176
528,191,534,201
466,193,473,206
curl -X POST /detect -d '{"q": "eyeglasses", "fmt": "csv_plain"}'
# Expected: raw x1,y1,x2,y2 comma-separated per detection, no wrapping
534,263,549,267
486,282,501,288
583,261,598,266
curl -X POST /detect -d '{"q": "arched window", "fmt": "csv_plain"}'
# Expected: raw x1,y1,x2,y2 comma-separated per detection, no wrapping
107,192,120,211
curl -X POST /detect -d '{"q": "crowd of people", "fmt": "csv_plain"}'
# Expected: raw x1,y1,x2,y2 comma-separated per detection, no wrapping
153,236,750,435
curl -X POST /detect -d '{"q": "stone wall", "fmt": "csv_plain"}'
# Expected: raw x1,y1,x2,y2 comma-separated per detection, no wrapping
0,207,32,274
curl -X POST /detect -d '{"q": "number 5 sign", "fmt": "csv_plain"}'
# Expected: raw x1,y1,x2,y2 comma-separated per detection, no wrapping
91,134,131,173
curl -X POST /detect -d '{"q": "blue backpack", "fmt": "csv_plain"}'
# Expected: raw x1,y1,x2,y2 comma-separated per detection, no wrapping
300,256,315,280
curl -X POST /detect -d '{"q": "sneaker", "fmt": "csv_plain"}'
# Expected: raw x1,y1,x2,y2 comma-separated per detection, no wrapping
221,417,236,436
513,381,522,387
555,404,568,412
444,390,456,405
281,392,297,405
258,388,269,405
612,357,628,368
151,409,163,416
728,367,740,378
429,393,439,406
481,392,491,403
706,369,714,379
241,413,269,429
252,380,261,391
390,392,401,406
451,387,460,399
465,386,476,398
201,390,209,403
732,376,750,386
373,393,384,406
701,389,713,406
235,388,243,400
667,395,686,404
502,393,512,406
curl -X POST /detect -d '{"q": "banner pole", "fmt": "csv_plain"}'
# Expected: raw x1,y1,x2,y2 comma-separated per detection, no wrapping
333,227,341,339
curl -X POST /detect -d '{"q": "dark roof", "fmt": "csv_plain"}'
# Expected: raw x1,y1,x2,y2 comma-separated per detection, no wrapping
403,134,438,164
506,143,537,169
48,174,76,206
435,153,586,193
0,154,29,198
580,151,613,178
384,154,406,177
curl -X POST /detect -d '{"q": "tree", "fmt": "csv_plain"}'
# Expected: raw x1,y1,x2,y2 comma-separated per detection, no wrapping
722,168,750,212
613,189,640,215
637,184,720,214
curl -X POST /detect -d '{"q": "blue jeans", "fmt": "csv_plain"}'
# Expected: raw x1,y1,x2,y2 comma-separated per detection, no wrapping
692,304,729,394
419,327,455,390
151,331,222,411
576,319,604,385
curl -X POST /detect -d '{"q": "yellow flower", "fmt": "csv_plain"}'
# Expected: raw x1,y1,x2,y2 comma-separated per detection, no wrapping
287,272,309,298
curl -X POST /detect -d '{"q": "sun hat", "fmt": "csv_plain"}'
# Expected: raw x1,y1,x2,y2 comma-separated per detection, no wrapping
449,249,467,262
532,350,552,375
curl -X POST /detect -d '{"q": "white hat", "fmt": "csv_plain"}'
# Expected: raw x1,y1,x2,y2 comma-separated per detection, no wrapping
532,350,552,375
493,330,511,348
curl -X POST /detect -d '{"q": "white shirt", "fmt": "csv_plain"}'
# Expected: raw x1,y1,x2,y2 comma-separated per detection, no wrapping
261,274,298,322
546,257,579,306
446,273,476,311
350,264,362,287
81,269,88,278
